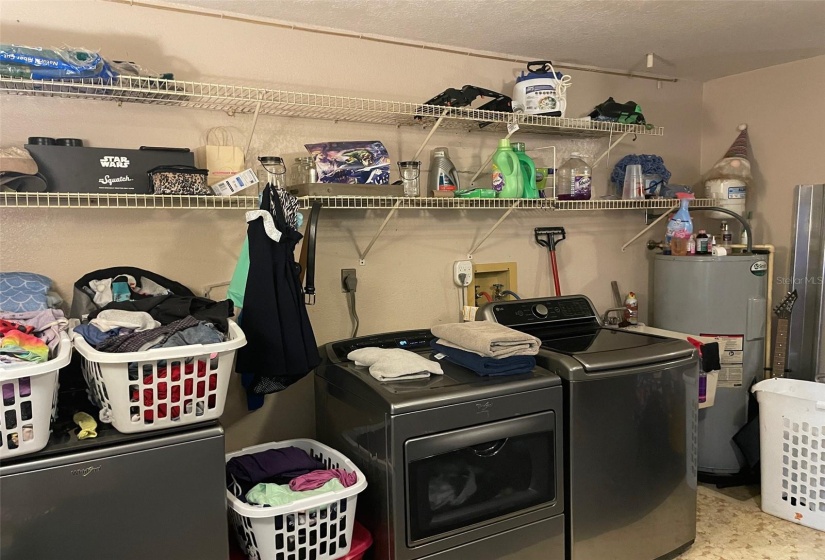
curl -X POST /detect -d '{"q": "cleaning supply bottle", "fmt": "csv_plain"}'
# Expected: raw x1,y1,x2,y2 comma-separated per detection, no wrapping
696,230,710,254
666,192,694,255
428,147,460,193
687,234,696,255
555,153,591,200
492,139,523,198
624,292,638,325
512,142,538,198
720,221,732,250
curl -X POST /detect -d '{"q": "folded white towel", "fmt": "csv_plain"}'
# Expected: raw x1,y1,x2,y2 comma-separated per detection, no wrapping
431,321,541,358
347,347,443,382
90,310,161,333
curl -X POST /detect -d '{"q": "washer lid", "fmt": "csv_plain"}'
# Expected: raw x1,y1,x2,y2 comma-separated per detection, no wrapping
540,327,695,372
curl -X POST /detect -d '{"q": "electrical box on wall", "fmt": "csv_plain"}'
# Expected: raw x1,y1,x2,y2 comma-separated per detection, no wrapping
471,262,519,307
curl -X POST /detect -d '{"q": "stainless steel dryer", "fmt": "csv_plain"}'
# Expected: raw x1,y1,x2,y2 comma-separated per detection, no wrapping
480,295,698,560
314,329,565,560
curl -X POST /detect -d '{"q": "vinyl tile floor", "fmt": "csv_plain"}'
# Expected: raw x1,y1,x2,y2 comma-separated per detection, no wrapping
675,484,825,560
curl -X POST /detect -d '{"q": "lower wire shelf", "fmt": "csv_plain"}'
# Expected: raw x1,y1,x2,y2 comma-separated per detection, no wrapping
0,191,717,211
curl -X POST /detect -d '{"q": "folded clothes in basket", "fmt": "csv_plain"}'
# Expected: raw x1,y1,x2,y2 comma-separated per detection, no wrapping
431,322,540,358
430,340,535,376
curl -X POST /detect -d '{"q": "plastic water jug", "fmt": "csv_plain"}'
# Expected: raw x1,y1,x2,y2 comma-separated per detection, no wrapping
555,153,591,200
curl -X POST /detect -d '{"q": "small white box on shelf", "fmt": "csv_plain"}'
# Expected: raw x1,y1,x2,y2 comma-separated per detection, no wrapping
211,168,259,196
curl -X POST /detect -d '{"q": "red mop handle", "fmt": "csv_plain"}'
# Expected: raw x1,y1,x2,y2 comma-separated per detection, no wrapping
549,250,561,296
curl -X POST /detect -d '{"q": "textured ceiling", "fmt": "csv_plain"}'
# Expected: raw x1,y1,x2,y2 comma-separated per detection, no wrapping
160,0,825,81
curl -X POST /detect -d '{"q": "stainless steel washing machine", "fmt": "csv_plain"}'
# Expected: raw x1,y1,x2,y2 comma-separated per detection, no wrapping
480,295,698,560
314,329,565,560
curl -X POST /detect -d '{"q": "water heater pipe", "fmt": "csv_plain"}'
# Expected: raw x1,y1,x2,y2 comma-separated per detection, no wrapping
728,243,775,377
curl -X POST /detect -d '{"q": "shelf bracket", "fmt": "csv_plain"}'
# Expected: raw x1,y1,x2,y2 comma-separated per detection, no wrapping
244,101,263,157
359,200,402,265
592,131,630,169
412,108,451,162
622,203,677,251
467,200,522,258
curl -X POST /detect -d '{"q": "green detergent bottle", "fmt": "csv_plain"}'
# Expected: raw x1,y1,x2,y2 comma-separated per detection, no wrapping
513,142,538,198
492,138,523,198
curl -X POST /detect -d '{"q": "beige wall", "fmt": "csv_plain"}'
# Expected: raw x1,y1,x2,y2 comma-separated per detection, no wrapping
701,55,825,288
0,0,703,451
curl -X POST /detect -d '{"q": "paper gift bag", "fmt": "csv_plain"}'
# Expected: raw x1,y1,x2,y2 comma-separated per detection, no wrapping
194,127,245,186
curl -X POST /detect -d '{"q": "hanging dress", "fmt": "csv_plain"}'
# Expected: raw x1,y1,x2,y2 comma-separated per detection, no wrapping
235,184,321,394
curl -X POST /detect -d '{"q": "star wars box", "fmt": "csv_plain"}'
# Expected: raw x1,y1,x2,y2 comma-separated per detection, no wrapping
25,145,194,194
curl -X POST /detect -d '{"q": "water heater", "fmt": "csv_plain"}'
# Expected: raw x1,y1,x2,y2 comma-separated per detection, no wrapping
652,254,767,474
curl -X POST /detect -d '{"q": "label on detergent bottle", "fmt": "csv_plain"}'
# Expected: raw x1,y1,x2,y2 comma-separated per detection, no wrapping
438,171,457,191
492,163,504,192
572,174,591,198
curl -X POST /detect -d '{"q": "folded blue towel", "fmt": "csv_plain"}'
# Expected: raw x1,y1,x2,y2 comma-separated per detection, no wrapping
430,340,536,377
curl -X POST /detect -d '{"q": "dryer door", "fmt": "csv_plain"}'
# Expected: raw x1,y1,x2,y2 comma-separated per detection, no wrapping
404,411,556,545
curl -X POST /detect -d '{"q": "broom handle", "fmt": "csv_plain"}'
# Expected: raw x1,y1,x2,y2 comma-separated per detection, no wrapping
550,250,561,296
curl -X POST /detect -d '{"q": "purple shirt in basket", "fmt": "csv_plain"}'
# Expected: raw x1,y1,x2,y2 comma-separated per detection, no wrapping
226,446,325,498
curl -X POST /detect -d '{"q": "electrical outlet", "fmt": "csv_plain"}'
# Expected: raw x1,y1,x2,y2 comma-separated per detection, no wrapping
454,260,473,287
341,268,357,292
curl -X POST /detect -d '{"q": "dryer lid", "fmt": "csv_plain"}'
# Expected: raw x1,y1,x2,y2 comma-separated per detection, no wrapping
540,327,695,372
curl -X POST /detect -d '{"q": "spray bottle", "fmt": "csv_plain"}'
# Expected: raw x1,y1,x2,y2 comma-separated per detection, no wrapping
666,192,694,255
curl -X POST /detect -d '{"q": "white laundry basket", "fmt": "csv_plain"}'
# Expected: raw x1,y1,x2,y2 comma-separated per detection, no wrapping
71,320,245,433
753,378,825,532
0,332,71,459
227,439,368,560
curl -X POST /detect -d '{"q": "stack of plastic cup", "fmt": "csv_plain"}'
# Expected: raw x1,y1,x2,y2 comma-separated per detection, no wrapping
622,164,645,200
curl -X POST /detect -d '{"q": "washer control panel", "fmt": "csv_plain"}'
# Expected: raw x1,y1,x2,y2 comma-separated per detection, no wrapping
479,295,598,327
330,329,433,361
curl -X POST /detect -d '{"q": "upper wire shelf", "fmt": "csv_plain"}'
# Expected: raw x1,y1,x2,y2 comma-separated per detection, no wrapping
0,75,663,137
0,192,715,210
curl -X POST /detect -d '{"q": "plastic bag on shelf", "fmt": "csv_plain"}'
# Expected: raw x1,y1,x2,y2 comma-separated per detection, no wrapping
0,44,117,81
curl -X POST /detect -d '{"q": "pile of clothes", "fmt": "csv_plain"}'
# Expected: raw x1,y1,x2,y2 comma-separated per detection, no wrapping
72,271,234,354
0,272,69,366
68,269,235,425
429,321,540,376
227,446,358,508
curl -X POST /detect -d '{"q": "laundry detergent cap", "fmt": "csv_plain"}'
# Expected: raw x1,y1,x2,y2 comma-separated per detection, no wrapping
498,138,512,149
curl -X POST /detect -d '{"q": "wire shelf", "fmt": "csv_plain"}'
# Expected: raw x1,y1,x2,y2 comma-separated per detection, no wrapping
0,76,663,137
295,196,716,210
1,192,717,211
0,192,259,209
552,198,717,210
